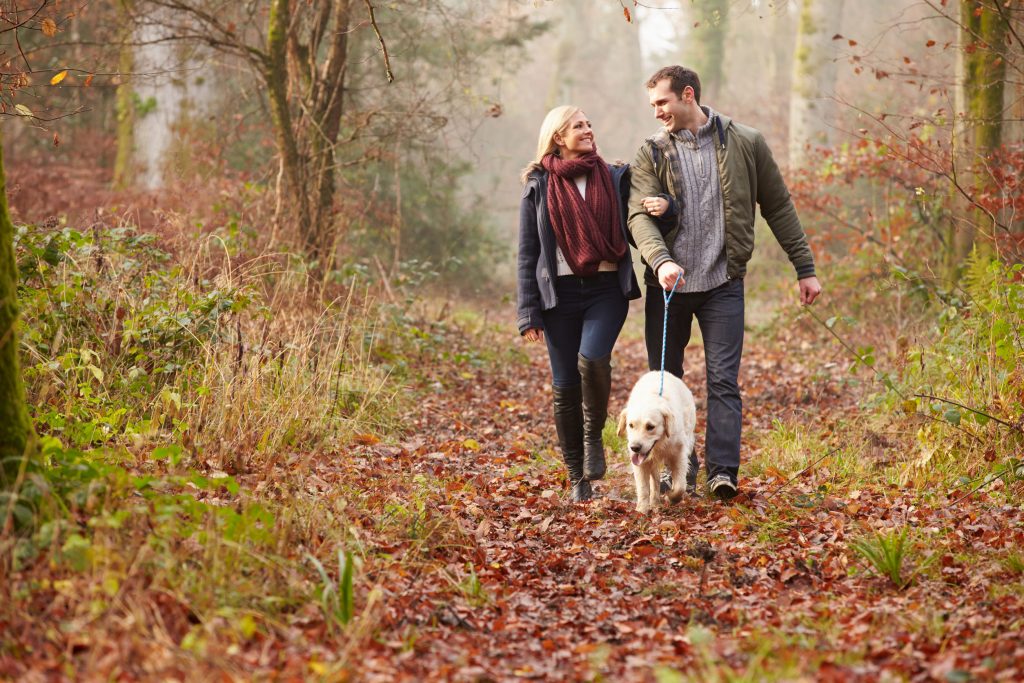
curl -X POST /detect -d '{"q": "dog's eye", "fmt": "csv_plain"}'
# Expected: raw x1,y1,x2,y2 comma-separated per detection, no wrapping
645,423,655,431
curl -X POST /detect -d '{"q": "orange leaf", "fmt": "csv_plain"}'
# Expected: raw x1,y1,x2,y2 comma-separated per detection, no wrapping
926,40,936,47
354,433,380,445
623,7,631,23
632,544,658,557
50,70,68,85
41,18,58,37
84,73,94,87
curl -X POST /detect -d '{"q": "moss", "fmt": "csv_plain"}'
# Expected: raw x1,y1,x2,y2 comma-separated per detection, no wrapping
948,1,1009,272
962,0,1007,150
0,129,35,485
687,0,729,95
112,3,135,190
795,0,816,71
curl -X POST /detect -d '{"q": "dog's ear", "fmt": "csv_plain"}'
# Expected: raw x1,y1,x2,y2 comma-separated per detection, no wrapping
661,410,672,439
616,409,627,437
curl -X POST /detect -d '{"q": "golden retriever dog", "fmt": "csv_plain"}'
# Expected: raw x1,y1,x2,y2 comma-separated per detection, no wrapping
616,371,696,513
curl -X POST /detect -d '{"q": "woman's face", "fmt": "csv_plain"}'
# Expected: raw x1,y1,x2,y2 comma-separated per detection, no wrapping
554,111,594,160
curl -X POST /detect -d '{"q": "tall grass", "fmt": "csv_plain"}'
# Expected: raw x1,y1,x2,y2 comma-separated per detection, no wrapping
16,220,398,462
4,217,502,677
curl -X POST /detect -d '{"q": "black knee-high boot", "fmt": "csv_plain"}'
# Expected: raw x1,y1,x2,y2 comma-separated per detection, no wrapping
578,353,611,481
552,385,592,502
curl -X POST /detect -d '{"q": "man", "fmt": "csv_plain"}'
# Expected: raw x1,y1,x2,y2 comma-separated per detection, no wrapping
628,65,822,501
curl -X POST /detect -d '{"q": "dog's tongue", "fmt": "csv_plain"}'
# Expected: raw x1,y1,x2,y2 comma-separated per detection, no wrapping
631,452,643,466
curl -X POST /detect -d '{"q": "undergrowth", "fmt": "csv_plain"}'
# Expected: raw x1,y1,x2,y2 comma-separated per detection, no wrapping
1,217,517,677
753,247,1023,497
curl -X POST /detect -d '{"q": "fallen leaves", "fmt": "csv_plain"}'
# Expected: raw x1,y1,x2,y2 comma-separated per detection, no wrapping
7,317,1024,681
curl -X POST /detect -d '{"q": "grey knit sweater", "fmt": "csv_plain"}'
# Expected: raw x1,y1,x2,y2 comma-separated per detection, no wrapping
668,108,728,293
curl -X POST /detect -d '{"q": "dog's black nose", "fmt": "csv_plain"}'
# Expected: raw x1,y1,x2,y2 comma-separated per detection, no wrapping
629,443,642,453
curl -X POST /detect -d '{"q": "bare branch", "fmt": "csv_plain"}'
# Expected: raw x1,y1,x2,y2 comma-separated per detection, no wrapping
363,0,393,83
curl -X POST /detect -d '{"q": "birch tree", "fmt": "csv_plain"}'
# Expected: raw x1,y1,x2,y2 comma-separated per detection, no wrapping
789,0,845,169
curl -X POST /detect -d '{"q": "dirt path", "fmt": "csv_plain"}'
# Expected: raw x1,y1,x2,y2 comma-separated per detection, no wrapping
336,331,1024,681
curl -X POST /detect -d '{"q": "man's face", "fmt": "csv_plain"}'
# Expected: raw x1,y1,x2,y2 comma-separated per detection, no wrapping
648,79,690,133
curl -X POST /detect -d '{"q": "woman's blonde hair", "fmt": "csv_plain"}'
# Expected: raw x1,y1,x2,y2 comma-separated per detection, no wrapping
519,105,584,184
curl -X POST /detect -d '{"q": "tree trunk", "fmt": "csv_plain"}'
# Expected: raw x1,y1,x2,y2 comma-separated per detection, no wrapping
266,0,313,255
308,0,352,265
686,0,729,102
789,0,845,169
0,129,35,487
112,1,135,190
1000,4,1023,238
948,0,1008,273
265,0,352,262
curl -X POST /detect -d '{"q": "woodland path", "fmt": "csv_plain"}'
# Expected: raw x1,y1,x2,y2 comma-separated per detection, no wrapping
326,323,1024,682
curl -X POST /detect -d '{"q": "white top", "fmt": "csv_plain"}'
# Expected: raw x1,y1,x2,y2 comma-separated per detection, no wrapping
554,176,617,276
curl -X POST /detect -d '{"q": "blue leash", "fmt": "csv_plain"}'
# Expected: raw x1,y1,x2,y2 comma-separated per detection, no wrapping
659,272,683,396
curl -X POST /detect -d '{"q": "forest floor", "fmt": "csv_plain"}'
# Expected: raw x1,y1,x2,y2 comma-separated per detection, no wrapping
5,301,1023,682
299,312,1023,681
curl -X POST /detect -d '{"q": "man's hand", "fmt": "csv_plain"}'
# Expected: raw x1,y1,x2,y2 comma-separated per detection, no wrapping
799,276,822,305
523,328,544,343
656,262,686,291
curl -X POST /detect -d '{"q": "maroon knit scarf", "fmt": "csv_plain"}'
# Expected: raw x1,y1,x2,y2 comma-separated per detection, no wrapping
541,152,626,276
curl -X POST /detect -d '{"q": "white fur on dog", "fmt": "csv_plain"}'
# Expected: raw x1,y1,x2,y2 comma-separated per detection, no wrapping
616,371,697,513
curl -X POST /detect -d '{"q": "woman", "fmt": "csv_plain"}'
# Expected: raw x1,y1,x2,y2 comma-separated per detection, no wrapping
517,106,664,502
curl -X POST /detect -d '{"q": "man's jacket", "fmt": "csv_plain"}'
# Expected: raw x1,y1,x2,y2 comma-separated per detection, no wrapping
627,113,816,286
516,164,641,335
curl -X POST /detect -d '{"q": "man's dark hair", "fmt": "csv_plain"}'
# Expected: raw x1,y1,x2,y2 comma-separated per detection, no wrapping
646,66,701,105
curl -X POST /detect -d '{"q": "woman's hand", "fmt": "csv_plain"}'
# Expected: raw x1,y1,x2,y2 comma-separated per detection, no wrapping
523,328,544,343
642,196,669,217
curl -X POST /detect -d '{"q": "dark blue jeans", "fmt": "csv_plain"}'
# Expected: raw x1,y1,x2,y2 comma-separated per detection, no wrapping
644,278,744,482
542,273,629,387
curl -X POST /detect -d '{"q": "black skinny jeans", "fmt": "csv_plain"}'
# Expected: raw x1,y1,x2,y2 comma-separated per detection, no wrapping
541,273,629,388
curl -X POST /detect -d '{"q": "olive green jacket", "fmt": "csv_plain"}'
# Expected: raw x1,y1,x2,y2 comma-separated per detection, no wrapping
627,113,816,285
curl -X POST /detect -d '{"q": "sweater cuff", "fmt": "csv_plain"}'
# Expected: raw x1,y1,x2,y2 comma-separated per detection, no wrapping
795,263,816,280
651,254,675,277
517,314,543,335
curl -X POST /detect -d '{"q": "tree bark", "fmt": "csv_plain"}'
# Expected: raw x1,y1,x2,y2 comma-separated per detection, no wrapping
113,0,136,190
265,0,352,262
266,0,313,254
999,4,1023,237
948,0,1008,272
0,129,35,487
308,0,352,265
686,0,729,102
789,0,845,169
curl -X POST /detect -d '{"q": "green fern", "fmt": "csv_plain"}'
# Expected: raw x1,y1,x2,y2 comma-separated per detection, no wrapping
850,527,936,589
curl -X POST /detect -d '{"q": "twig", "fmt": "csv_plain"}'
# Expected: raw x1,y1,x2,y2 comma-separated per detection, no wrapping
802,306,907,399
762,447,841,502
363,0,393,83
915,393,1023,434
946,465,1014,508
372,255,397,304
